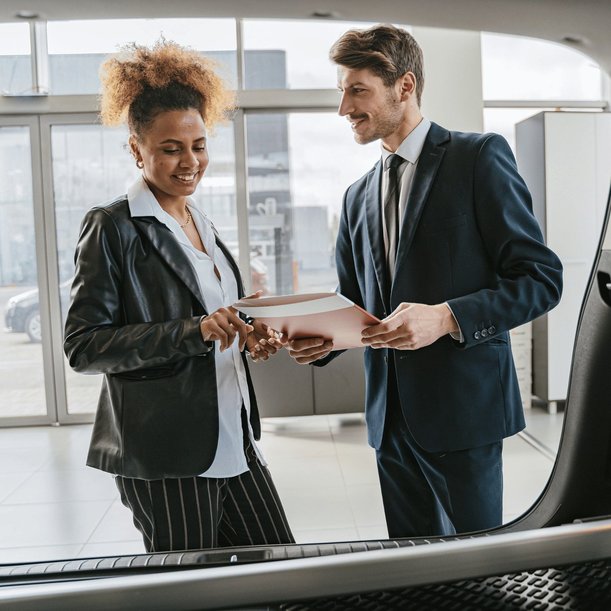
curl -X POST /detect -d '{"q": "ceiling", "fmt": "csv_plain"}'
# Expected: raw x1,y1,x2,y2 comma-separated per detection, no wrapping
2,0,610,76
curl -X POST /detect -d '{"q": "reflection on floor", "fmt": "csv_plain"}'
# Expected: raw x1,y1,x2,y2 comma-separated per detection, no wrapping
0,407,563,564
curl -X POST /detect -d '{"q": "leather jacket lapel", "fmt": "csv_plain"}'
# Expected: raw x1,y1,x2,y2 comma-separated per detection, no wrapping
132,217,207,311
365,160,390,310
214,233,245,299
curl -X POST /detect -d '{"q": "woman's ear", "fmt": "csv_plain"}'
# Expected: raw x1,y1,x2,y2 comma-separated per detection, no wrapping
129,135,144,169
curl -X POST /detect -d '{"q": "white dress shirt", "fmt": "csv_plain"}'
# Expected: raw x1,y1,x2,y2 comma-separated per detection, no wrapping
380,117,431,268
127,177,266,477
380,119,463,342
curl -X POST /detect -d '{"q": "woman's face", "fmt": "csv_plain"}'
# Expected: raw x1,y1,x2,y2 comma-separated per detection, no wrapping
131,108,209,207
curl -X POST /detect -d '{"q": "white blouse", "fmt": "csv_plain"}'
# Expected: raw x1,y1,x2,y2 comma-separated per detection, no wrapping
127,177,266,477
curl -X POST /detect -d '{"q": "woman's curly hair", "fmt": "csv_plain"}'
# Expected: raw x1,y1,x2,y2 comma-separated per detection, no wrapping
99,39,234,136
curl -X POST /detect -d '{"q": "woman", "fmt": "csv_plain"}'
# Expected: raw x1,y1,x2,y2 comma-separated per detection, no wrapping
64,40,294,552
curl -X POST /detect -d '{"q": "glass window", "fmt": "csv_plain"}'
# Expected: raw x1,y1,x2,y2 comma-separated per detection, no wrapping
51,123,137,415
246,112,379,295
187,123,239,261
45,19,237,94
481,32,603,101
242,20,380,89
0,23,31,96
50,120,237,414
0,126,46,417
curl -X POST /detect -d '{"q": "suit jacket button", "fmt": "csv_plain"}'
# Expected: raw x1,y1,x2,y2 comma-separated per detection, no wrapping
474,331,481,340
481,328,488,338
384,355,388,363
488,326,496,335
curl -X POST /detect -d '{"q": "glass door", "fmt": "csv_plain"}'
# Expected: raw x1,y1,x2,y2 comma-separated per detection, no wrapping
0,114,142,425
0,117,55,425
41,114,239,420
41,114,138,421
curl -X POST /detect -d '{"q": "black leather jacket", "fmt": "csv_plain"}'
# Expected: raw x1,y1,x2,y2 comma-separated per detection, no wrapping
64,197,259,479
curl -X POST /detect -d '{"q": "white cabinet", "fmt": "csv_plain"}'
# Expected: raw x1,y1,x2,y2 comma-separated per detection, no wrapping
516,111,611,409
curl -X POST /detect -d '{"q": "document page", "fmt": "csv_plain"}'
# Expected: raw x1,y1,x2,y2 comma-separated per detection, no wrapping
233,292,380,350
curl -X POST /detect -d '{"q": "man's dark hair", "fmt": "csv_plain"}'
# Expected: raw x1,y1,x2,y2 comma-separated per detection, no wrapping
330,24,424,106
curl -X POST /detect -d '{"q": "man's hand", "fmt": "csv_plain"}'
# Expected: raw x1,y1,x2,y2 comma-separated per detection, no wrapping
286,337,334,365
361,303,458,350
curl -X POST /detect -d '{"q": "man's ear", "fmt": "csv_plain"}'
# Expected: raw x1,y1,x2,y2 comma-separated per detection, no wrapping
398,72,417,101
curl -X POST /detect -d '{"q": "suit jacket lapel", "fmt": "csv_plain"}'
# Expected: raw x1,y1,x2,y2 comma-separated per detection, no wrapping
364,160,390,310
393,123,449,284
132,217,207,311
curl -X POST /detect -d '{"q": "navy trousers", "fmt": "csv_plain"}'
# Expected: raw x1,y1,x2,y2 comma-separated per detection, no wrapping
376,359,503,538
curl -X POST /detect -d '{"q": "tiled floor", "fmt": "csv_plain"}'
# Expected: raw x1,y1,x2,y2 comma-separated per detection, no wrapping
0,407,562,564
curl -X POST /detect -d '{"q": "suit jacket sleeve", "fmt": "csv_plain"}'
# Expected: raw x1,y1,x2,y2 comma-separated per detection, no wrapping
64,207,212,375
446,134,563,348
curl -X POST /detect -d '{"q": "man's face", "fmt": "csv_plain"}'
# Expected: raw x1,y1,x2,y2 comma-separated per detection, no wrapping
337,67,404,145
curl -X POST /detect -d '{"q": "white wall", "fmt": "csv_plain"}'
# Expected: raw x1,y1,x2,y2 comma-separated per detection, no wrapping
602,71,611,108
413,26,483,133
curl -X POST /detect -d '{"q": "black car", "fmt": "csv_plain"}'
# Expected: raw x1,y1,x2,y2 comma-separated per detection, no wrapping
4,279,72,343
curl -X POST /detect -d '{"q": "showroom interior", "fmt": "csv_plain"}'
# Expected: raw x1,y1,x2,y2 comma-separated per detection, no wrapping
0,2,610,605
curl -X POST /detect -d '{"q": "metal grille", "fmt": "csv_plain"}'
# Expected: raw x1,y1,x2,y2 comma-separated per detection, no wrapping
276,558,611,610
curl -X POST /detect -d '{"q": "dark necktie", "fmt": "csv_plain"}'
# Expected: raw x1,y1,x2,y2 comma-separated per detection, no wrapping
384,154,404,277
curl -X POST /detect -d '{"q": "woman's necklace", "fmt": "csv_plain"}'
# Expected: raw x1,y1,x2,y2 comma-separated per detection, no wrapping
179,207,192,229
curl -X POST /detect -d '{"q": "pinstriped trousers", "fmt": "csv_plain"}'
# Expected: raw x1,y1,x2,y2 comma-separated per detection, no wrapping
115,438,294,552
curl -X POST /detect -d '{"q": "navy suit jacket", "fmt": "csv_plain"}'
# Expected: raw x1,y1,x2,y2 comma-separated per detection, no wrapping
323,122,563,453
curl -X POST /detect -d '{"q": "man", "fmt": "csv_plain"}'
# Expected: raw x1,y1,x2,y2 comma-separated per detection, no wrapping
286,24,563,538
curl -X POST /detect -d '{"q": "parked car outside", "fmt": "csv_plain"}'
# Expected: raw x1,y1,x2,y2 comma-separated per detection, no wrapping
4,255,269,343
4,279,72,343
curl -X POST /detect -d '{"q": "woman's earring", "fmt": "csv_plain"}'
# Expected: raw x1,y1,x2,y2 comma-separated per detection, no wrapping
136,159,144,169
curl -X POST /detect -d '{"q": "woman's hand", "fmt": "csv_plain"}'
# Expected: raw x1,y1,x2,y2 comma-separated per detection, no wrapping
200,307,253,352
246,320,285,361
237,290,285,361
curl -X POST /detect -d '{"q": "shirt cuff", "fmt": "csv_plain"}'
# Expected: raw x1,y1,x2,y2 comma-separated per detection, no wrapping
445,303,464,343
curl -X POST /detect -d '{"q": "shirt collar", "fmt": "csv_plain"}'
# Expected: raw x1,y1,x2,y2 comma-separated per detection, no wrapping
127,175,219,255
381,117,432,166
127,175,195,228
